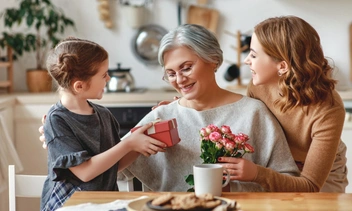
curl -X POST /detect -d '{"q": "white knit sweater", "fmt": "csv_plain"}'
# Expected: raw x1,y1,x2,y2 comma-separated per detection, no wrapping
118,96,299,192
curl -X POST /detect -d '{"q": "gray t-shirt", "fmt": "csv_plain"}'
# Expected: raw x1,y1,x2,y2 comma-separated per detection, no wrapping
41,101,120,210
119,96,300,192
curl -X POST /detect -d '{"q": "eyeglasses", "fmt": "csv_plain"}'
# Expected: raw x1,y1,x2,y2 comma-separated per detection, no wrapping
162,61,197,83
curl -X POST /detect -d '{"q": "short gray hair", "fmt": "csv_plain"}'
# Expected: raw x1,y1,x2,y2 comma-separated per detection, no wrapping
158,24,223,70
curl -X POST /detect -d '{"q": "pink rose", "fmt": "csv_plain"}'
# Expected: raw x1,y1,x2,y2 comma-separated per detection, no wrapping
207,124,219,133
226,133,237,141
200,128,208,137
209,131,221,142
224,139,236,152
215,142,223,149
221,125,232,135
244,143,255,153
237,133,249,142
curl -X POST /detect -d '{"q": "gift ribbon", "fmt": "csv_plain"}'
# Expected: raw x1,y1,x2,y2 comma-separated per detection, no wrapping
170,119,176,128
147,118,161,135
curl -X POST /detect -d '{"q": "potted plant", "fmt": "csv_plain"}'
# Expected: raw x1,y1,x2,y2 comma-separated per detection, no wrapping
0,0,75,92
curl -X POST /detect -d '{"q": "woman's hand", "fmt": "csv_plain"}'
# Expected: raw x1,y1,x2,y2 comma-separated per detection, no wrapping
152,96,180,110
38,114,47,149
126,122,167,157
218,157,258,181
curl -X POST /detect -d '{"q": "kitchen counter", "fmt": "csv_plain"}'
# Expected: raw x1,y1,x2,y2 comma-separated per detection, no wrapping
0,95,15,109
1,87,352,107
2,89,181,106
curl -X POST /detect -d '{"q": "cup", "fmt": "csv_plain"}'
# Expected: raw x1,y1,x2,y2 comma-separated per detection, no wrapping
193,164,231,197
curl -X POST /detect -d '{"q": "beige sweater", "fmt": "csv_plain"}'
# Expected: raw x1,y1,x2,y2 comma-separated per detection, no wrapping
247,82,347,192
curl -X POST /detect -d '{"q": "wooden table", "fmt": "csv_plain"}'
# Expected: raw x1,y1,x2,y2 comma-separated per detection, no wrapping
63,191,352,211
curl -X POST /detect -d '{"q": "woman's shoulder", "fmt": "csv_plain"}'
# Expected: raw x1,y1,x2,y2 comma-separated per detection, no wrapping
240,95,268,108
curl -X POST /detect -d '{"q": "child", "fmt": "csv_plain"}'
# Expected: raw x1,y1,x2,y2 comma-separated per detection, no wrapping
40,37,167,210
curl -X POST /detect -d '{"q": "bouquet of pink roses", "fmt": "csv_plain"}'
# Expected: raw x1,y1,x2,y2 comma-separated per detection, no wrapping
185,124,254,191
199,124,254,163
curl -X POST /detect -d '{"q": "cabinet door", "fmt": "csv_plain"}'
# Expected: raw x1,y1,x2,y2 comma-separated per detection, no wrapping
0,106,15,211
341,121,352,193
14,104,52,175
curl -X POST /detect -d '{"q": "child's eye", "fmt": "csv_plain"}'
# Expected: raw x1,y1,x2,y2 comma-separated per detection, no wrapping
250,53,256,59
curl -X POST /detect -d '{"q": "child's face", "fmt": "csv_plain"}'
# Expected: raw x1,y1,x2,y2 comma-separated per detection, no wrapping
244,33,281,86
85,59,110,100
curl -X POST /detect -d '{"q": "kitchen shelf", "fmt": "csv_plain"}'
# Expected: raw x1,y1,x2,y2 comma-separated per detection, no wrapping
0,46,14,93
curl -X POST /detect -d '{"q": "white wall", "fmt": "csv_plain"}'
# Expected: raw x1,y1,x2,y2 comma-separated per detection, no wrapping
1,0,352,92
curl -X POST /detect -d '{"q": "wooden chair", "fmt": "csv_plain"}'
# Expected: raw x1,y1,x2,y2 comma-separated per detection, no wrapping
8,165,47,211
117,179,135,191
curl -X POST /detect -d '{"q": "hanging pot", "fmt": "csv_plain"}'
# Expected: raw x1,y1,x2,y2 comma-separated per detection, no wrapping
131,24,168,65
224,64,240,82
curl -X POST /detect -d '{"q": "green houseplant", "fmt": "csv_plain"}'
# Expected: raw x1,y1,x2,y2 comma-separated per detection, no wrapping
0,0,75,92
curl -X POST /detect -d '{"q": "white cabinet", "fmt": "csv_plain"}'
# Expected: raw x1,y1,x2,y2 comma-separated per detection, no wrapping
0,100,15,211
14,104,53,175
341,121,352,193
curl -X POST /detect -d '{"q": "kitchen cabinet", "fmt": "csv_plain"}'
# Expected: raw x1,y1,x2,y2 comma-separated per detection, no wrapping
0,97,15,211
341,119,352,193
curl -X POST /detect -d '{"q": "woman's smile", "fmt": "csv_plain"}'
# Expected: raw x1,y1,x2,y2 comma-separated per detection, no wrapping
178,82,195,93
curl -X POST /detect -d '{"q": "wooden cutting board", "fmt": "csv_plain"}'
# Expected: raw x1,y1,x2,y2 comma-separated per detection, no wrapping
187,5,219,34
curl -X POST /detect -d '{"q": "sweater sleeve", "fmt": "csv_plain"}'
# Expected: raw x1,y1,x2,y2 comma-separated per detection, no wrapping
299,92,345,190
254,165,316,191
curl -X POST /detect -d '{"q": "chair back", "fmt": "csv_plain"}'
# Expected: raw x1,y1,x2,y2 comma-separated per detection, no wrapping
8,165,47,211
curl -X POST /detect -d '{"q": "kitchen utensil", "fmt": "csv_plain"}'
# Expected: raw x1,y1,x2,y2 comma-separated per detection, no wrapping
123,5,146,28
241,35,251,53
132,24,168,65
224,64,240,81
106,63,135,92
177,1,182,25
187,0,219,34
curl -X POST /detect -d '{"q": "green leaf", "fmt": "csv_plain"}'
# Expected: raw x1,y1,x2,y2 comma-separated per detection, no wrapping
185,174,195,192
26,13,34,26
0,0,75,67
186,187,195,192
185,174,194,186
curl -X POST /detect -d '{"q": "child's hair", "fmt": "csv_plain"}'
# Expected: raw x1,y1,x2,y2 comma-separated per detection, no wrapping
46,37,108,92
254,16,336,112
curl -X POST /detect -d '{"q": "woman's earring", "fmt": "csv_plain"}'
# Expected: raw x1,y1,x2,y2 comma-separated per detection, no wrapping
277,71,282,77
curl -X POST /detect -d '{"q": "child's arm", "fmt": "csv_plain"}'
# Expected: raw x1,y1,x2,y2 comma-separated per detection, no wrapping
69,122,166,182
118,151,140,172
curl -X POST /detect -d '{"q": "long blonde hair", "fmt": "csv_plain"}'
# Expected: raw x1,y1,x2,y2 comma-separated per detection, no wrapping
254,16,336,112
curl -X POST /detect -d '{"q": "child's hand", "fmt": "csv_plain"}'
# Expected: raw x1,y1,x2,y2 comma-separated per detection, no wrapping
127,122,167,157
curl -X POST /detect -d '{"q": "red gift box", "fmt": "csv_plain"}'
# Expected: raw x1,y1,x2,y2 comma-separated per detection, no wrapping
131,118,181,147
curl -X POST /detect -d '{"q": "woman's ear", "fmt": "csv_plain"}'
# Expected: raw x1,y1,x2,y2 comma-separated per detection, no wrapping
278,61,289,75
